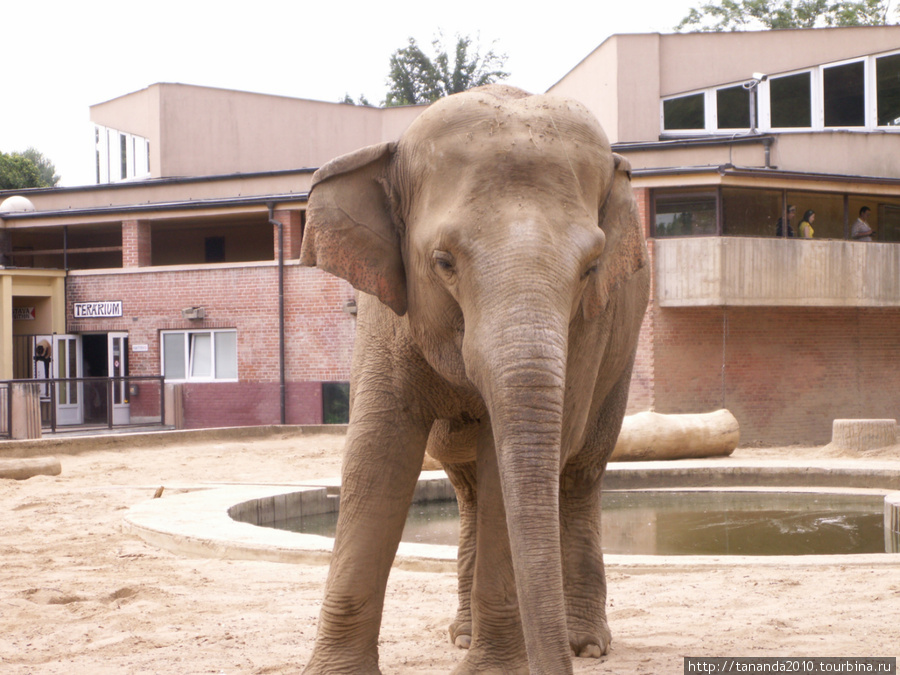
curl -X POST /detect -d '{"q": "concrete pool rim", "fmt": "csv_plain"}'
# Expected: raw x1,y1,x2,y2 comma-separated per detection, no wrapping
125,458,900,570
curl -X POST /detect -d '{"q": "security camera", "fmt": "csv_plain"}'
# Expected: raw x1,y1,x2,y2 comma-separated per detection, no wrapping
752,72,768,82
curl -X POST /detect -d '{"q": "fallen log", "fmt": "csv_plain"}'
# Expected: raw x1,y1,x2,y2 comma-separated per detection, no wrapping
611,409,739,461
0,456,62,480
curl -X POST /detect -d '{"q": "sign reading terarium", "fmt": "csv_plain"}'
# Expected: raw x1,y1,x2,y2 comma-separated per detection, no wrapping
74,301,123,318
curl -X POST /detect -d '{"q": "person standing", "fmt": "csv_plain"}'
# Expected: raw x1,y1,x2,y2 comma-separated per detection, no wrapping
776,205,796,237
851,206,876,241
798,210,815,238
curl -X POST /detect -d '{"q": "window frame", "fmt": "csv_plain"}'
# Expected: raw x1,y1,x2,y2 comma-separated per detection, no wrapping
160,328,239,383
660,49,900,136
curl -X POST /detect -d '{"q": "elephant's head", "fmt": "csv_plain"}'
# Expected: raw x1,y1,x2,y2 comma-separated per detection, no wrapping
300,84,647,670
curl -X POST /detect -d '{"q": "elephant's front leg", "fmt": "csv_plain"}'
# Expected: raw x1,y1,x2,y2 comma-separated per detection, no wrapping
559,366,634,659
559,461,611,658
303,414,430,674
443,460,477,649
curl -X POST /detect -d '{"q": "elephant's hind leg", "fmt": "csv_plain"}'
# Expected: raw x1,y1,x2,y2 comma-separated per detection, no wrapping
443,460,477,649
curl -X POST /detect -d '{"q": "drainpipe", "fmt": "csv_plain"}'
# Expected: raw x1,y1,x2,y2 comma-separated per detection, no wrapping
267,202,286,425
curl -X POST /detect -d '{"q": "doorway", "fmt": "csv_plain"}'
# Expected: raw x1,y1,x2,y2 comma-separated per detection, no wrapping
82,332,130,425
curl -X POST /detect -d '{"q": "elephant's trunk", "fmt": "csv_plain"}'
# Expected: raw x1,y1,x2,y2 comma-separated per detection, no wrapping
464,288,574,672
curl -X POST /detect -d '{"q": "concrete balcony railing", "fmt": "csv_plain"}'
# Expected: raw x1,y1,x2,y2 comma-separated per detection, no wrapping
655,237,900,307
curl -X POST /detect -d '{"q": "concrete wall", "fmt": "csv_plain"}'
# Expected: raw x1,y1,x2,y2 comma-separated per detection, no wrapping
90,83,426,180
655,237,900,307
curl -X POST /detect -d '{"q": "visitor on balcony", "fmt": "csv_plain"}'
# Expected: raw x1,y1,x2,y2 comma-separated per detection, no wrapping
775,205,796,237
851,206,876,241
798,210,815,239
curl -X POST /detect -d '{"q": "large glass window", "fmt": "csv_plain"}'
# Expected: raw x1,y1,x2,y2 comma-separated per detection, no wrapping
722,188,783,237
876,53,900,126
785,191,847,239
770,72,812,128
824,61,865,127
162,330,238,381
653,194,718,236
717,85,751,129
663,94,705,130
879,205,900,242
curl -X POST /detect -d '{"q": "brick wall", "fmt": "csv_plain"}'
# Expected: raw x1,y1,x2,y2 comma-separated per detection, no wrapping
181,381,322,428
647,306,900,445
67,262,355,427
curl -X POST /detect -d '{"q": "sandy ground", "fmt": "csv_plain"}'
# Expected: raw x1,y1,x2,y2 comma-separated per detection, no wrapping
1,431,899,675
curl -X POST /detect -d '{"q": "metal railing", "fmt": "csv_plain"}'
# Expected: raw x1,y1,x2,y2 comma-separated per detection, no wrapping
1,376,165,438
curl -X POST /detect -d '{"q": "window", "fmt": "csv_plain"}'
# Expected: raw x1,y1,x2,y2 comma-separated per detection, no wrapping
663,93,705,131
120,134,128,180
722,188,783,237
162,330,237,381
653,194,718,236
205,236,225,263
770,72,812,128
322,382,350,424
717,85,751,129
823,61,865,127
876,53,900,126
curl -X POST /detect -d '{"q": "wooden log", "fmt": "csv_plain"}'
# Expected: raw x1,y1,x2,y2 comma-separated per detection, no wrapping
830,419,897,452
611,409,740,461
0,456,62,480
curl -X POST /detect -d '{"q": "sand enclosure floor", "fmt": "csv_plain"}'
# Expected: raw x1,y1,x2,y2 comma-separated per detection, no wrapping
1,431,899,674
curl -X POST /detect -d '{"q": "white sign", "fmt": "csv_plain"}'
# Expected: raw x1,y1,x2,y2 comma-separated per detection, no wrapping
13,307,35,320
74,301,123,318
132,344,149,352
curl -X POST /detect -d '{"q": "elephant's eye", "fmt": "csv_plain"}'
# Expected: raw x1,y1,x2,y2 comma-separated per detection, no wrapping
433,250,456,274
582,258,601,279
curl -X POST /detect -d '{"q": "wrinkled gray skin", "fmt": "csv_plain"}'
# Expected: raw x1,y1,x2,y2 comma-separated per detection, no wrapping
299,85,649,674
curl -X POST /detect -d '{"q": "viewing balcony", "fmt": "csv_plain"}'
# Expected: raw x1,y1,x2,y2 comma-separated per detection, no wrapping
654,237,900,307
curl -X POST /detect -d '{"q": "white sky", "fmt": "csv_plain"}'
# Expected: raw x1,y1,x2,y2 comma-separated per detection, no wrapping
1,0,716,186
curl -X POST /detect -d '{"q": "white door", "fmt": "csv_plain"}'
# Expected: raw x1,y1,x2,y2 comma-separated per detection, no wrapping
109,333,130,425
54,334,83,425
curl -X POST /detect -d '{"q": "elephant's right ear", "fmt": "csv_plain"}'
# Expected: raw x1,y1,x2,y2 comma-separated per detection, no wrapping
300,142,407,316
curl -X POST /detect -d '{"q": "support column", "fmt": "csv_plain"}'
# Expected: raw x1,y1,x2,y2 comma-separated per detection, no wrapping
0,274,12,379
273,209,304,261
122,220,152,267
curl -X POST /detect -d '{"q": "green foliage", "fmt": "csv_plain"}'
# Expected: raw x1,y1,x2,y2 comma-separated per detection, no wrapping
22,147,60,187
384,34,509,107
340,93,374,106
0,152,43,190
675,0,891,31
0,148,59,190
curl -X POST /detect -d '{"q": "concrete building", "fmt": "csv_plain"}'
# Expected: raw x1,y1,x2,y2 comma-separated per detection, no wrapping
3,27,900,442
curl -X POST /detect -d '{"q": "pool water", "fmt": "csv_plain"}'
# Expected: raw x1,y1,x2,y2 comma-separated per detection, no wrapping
267,490,891,556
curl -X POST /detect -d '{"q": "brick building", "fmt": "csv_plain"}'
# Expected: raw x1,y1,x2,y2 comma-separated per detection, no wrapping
3,27,900,442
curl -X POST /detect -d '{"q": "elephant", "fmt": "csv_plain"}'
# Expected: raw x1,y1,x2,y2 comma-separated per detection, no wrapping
298,84,650,674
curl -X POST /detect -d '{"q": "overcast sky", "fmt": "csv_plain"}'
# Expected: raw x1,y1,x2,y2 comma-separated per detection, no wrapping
2,0,715,186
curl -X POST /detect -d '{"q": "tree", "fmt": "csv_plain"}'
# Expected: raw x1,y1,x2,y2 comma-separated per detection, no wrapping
384,34,509,107
0,152,43,190
340,93,374,107
0,148,59,190
22,147,60,187
675,0,892,31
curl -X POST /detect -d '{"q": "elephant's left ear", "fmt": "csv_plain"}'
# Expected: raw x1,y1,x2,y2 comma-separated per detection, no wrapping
300,142,407,316
584,153,649,320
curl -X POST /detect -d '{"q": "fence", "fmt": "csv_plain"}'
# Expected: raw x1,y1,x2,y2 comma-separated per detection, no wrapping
0,376,165,439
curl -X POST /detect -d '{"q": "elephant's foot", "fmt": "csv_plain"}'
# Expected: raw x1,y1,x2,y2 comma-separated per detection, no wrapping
450,648,529,675
302,652,382,674
448,617,472,649
568,622,612,658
